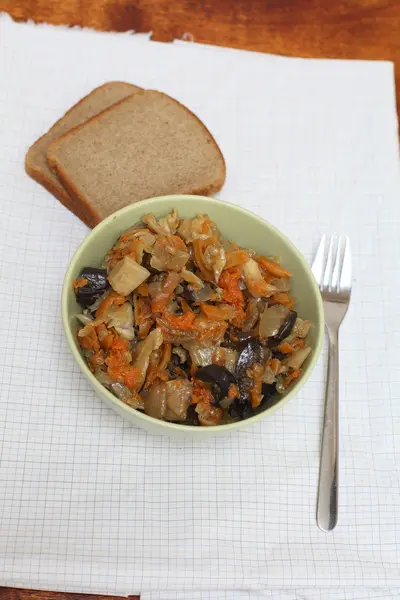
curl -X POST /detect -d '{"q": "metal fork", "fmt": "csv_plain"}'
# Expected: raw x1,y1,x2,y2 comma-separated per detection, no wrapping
312,235,352,531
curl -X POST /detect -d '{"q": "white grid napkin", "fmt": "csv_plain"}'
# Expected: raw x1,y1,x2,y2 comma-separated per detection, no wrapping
0,13,399,599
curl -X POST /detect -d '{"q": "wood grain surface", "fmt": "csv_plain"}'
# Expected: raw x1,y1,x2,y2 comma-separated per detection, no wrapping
0,1,399,599
2,0,399,114
0,588,138,600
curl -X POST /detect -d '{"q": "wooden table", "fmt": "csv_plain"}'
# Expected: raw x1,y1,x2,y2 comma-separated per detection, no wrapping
0,1,399,599
2,0,400,117
0,590,138,600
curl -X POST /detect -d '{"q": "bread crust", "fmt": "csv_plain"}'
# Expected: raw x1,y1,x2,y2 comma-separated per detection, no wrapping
25,82,142,227
47,90,226,223
25,159,97,227
47,159,102,228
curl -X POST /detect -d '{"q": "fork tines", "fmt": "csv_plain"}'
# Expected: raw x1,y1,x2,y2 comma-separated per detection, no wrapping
312,235,351,294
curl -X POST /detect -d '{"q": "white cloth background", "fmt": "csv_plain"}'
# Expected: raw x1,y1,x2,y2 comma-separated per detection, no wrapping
0,13,399,600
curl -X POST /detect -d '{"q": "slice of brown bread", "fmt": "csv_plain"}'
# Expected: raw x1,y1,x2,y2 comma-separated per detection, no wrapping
47,90,226,228
26,81,142,226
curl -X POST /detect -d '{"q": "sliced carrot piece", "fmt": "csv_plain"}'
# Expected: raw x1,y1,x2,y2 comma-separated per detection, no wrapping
96,291,126,319
79,328,100,352
162,310,196,331
136,282,150,296
104,330,138,390
271,292,296,309
72,277,88,291
228,383,240,400
256,256,292,278
267,358,281,375
277,342,296,354
110,335,129,353
258,267,275,284
283,369,301,387
200,303,234,321
123,367,141,390
119,228,151,242
192,382,214,406
219,269,245,328
219,268,245,310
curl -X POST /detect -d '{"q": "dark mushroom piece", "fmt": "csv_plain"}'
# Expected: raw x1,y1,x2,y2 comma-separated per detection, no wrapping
230,340,269,420
172,303,185,316
260,383,277,409
75,267,109,308
235,339,265,377
223,329,256,350
228,389,254,420
184,404,200,426
233,340,265,420
141,252,161,274
228,372,255,420
168,353,191,379
277,310,298,341
195,364,236,404
271,350,286,361
181,282,197,305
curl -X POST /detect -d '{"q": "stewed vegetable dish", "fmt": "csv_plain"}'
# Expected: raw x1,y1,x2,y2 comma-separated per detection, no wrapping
73,210,312,426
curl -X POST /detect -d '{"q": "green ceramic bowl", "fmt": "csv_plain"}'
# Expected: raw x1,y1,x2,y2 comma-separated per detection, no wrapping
62,195,324,439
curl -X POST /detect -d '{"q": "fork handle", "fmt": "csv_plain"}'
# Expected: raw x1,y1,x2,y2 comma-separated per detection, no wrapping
317,328,339,531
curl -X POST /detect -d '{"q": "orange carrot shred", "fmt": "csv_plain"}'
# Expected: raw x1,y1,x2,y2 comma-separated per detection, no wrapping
267,358,281,375
219,268,245,311
136,282,150,296
72,277,88,291
259,267,275,284
123,367,141,390
283,369,301,387
192,382,214,406
200,303,234,321
96,291,126,319
277,342,296,354
255,256,292,278
271,293,296,309
228,383,240,400
162,310,196,331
